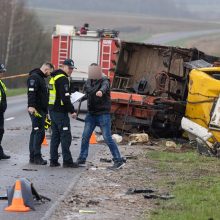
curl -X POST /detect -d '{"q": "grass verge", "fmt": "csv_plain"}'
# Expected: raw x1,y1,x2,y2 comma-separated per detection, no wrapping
7,88,26,97
146,150,220,220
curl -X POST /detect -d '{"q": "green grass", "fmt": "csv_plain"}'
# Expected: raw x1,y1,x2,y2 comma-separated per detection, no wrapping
145,150,220,220
6,88,26,97
151,177,220,220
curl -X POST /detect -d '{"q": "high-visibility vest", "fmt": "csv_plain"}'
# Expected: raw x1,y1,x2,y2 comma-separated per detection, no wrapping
0,80,7,103
48,74,65,105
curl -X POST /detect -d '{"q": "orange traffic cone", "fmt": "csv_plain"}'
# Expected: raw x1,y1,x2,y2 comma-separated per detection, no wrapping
42,135,48,147
5,180,30,212
89,132,97,144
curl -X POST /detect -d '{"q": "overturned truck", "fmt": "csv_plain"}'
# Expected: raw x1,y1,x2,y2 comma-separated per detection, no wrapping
110,42,219,137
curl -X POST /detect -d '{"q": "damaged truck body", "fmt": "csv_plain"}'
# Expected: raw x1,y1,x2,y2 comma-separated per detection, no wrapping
110,41,220,139
182,65,220,156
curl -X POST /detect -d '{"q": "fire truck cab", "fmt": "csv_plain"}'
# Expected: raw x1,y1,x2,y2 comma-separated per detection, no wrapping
51,24,120,91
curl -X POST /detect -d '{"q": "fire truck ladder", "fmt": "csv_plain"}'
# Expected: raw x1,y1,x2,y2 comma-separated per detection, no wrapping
58,35,70,67
101,42,112,75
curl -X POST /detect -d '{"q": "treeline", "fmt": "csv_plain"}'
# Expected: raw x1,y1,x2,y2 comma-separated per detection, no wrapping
0,0,51,87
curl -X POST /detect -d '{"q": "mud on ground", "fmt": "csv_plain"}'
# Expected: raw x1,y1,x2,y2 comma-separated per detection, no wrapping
49,141,180,220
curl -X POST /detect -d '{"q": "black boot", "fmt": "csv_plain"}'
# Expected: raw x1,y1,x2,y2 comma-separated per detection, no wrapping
29,157,34,164
0,145,10,159
63,162,79,168
1,153,10,159
34,156,47,165
50,160,61,167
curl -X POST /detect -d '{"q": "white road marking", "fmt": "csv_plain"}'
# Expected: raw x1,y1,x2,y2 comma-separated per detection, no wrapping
5,117,15,121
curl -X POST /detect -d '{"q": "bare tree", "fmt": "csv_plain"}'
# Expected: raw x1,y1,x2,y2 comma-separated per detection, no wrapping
0,0,51,87
5,0,17,66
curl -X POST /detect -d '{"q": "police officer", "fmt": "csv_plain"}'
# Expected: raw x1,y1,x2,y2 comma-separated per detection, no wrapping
27,62,54,165
0,64,10,160
48,59,78,168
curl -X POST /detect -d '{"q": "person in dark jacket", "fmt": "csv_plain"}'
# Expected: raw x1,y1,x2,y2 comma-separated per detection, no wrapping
48,59,78,168
0,64,10,160
77,63,125,170
80,23,89,35
27,62,54,165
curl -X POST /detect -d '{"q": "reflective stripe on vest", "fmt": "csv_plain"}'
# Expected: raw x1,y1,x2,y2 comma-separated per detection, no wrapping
0,80,7,103
48,74,65,105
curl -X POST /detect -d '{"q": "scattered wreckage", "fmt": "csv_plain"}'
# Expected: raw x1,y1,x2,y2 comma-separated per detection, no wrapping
109,41,220,156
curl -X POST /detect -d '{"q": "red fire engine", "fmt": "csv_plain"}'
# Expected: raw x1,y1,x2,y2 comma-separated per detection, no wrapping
51,25,120,90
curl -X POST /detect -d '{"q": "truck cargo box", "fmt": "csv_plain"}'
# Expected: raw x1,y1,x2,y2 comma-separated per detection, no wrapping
110,41,219,137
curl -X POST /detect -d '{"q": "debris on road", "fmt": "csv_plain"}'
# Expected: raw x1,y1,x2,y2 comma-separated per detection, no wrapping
49,143,158,220
0,195,7,200
96,133,123,144
100,158,112,163
112,134,123,143
22,168,38,171
79,209,96,214
126,188,156,195
124,154,138,160
144,193,175,200
165,140,177,148
128,133,149,145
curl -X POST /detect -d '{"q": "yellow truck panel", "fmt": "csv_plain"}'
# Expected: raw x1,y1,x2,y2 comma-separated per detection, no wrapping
185,67,220,141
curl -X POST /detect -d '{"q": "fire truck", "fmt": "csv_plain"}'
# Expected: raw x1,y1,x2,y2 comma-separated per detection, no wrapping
51,25,120,91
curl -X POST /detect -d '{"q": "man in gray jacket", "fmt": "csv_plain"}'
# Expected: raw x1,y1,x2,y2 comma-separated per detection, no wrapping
77,63,125,169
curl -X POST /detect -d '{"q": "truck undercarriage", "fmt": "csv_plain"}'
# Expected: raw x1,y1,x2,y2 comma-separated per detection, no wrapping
110,42,219,137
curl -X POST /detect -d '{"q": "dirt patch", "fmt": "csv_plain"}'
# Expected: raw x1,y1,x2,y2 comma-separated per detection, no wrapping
49,144,162,220
49,139,220,220
49,138,201,220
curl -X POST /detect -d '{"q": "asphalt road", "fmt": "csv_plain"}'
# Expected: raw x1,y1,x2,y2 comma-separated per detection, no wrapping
0,95,96,220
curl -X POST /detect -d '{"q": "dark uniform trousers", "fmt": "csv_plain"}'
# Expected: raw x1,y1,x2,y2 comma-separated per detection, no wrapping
49,110,73,164
29,112,46,159
0,112,5,156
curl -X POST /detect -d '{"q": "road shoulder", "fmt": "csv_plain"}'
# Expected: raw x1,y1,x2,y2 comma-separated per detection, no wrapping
49,143,155,220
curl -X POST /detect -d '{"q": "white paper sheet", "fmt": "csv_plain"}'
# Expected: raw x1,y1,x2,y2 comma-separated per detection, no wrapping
70,91,85,104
